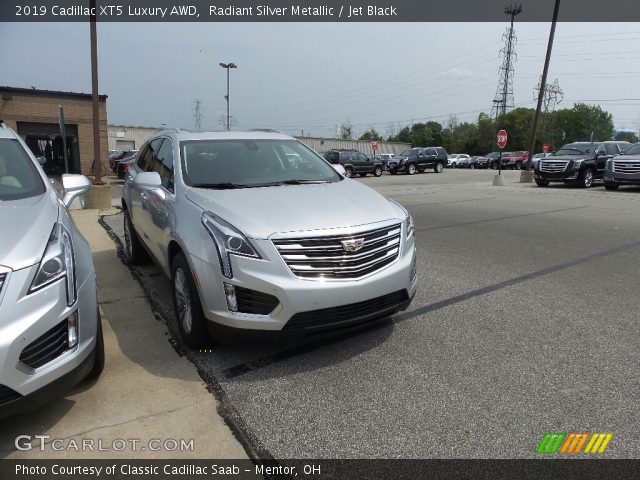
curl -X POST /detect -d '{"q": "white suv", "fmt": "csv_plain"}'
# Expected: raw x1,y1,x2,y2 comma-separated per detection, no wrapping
122,130,417,346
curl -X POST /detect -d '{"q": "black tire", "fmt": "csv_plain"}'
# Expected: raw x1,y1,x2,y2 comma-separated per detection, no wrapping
515,162,522,170
490,162,496,170
344,167,353,178
535,179,549,187
604,183,619,191
123,209,149,265
86,310,105,380
373,166,383,177
434,162,444,173
171,252,210,349
406,163,416,175
578,168,594,188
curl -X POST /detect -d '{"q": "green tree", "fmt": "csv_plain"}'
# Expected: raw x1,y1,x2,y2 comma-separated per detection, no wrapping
614,131,639,143
359,128,383,141
338,121,353,140
551,103,614,145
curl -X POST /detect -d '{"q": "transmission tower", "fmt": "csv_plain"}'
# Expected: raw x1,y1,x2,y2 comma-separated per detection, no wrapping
492,4,522,118
193,99,203,130
534,77,563,146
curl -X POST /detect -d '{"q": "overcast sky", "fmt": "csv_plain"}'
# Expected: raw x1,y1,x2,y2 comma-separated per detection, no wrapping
2,21,640,138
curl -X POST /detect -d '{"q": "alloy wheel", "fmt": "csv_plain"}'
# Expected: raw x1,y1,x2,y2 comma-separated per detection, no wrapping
174,267,193,334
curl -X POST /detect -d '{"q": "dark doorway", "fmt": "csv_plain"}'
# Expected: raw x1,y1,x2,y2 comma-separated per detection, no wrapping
17,122,80,174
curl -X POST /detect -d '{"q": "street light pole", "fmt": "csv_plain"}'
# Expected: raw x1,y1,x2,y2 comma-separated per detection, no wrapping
219,62,237,131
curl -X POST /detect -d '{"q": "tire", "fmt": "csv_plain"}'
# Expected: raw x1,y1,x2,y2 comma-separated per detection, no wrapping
470,164,475,169
373,166,383,177
515,162,522,170
434,162,444,173
535,179,549,187
578,169,594,188
344,167,353,178
171,252,210,349
123,209,148,265
86,309,105,380
490,162,496,170
604,183,619,191
406,163,416,175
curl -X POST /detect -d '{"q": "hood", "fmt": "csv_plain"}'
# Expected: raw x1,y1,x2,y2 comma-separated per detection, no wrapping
185,179,405,239
544,153,593,161
613,154,640,162
0,191,59,270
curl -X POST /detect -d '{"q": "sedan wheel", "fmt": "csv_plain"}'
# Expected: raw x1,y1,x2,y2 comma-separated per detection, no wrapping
344,167,353,178
406,163,416,175
174,268,193,335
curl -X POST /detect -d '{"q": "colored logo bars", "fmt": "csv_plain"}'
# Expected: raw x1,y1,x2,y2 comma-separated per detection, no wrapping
537,432,613,455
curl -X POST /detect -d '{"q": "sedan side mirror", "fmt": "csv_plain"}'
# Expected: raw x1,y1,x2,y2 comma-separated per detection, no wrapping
61,174,91,208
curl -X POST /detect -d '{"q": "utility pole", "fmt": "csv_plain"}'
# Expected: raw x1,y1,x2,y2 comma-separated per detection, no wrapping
492,4,522,118
193,99,203,130
523,0,561,179
89,0,102,184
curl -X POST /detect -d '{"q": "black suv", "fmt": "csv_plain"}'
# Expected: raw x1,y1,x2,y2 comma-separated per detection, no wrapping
534,141,629,188
387,147,448,175
321,149,383,178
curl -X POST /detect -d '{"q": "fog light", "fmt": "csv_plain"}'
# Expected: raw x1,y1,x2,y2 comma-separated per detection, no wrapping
67,311,79,348
223,283,238,312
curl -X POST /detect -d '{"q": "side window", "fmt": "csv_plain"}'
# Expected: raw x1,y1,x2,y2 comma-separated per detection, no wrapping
605,143,619,155
141,138,163,172
426,148,437,156
137,144,153,171
154,138,174,191
357,153,368,161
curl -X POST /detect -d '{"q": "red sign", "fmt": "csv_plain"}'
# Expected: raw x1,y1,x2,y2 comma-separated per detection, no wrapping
543,144,550,153
371,141,379,152
497,130,508,149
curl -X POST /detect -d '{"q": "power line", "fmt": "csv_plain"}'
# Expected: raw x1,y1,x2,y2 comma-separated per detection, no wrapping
492,4,522,117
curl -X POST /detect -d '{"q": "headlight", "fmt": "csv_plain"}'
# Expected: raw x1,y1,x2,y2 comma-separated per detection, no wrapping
573,159,584,169
406,213,415,238
29,223,76,306
201,212,261,279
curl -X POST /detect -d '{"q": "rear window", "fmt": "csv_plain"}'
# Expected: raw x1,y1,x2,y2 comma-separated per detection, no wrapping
0,139,46,201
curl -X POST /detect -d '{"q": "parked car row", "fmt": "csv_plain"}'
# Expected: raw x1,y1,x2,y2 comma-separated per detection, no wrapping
535,141,635,189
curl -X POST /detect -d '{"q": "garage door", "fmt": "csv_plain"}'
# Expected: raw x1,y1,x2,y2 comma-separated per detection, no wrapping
116,140,135,151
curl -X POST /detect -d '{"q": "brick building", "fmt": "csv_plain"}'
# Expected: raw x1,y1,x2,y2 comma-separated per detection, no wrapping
0,86,108,176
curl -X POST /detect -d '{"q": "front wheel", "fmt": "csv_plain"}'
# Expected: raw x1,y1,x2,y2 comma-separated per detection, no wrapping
124,210,148,265
470,164,475,169
373,166,383,177
172,253,210,349
344,167,353,178
406,163,416,175
604,183,619,191
535,179,549,187
578,169,594,188
85,310,105,380
515,162,522,170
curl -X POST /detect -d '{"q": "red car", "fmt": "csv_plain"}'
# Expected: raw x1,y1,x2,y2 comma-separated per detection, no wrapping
502,151,529,170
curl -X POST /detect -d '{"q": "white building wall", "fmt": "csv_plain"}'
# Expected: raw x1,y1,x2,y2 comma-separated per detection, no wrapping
108,125,163,151
296,137,410,155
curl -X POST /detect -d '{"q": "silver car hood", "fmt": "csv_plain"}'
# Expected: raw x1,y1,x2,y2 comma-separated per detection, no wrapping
613,155,640,162
185,179,404,239
0,191,58,270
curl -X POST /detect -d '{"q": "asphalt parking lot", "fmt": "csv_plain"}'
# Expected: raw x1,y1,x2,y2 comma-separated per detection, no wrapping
102,169,640,459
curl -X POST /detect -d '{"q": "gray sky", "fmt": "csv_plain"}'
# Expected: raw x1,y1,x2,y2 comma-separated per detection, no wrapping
2,22,640,138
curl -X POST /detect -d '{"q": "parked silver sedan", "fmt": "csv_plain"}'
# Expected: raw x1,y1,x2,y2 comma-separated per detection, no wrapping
0,123,104,420
122,130,417,347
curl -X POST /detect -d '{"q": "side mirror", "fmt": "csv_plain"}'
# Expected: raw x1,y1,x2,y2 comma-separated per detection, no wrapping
61,174,91,208
133,171,162,189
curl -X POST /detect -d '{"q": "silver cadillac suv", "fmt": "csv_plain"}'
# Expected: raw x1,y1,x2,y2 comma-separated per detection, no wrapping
122,130,417,347
0,123,104,419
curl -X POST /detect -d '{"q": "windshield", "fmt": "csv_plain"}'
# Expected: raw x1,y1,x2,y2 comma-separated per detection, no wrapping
554,144,596,155
0,139,46,201
180,139,341,188
622,144,640,155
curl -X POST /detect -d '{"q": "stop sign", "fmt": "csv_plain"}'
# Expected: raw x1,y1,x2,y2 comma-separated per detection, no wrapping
371,141,379,152
497,130,508,149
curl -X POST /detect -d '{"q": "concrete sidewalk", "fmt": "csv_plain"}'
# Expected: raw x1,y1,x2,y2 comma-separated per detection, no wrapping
1,210,247,459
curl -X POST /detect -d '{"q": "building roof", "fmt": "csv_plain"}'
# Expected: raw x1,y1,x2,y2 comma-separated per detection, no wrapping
0,86,107,101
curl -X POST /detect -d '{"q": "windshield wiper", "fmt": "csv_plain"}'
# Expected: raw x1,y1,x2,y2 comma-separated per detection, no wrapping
191,182,249,189
255,180,331,187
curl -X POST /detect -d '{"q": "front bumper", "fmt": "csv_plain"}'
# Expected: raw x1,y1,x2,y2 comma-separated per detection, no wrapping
386,162,405,173
189,228,417,332
0,264,98,418
604,171,640,185
535,170,579,183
